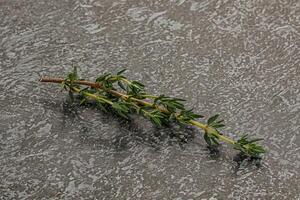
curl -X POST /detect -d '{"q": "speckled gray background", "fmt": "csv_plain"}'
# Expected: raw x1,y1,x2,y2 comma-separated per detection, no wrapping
0,0,299,199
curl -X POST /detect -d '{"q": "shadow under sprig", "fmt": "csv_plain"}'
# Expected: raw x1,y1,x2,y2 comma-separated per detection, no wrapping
61,98,198,152
233,152,263,171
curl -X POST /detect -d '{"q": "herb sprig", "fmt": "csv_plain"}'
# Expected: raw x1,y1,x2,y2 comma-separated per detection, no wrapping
40,67,266,159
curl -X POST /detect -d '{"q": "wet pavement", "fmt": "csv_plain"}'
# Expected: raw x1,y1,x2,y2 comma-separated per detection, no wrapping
0,0,299,199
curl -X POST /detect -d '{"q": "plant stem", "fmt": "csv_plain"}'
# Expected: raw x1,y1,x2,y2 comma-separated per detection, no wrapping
40,77,236,146
70,85,113,105
40,78,99,88
119,77,131,85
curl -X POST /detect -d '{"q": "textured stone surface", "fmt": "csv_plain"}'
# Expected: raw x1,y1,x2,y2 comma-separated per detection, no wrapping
0,0,299,199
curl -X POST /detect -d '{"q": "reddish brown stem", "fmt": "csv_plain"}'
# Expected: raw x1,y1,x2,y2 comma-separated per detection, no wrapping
40,77,100,88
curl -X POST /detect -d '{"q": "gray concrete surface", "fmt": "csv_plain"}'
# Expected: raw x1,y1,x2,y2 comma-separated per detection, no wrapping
0,0,299,199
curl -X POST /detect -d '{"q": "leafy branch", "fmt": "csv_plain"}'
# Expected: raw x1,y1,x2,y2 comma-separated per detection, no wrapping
40,68,266,159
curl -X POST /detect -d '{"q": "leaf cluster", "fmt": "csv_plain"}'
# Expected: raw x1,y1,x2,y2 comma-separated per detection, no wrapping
154,95,185,113
125,80,145,97
177,109,203,123
207,114,225,129
143,109,169,127
203,131,220,147
95,73,116,90
234,135,265,158
117,70,145,97
67,66,78,84
96,69,146,98
62,66,79,102
112,102,132,119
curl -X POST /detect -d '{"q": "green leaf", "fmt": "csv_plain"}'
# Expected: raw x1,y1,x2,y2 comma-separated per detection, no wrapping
111,102,131,119
213,124,225,128
118,81,126,91
248,138,264,143
131,81,145,88
191,113,204,119
79,99,86,105
172,98,186,102
208,114,219,125
216,120,224,124
96,73,111,82
210,137,219,145
67,66,78,84
204,132,212,146
96,102,107,112
177,109,204,123
151,116,162,126
73,66,77,78
117,69,127,75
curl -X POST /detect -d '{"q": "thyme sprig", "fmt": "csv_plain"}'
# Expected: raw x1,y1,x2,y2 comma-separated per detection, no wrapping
40,67,266,159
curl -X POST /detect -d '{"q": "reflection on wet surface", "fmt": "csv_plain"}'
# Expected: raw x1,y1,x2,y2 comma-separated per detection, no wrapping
0,0,299,199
